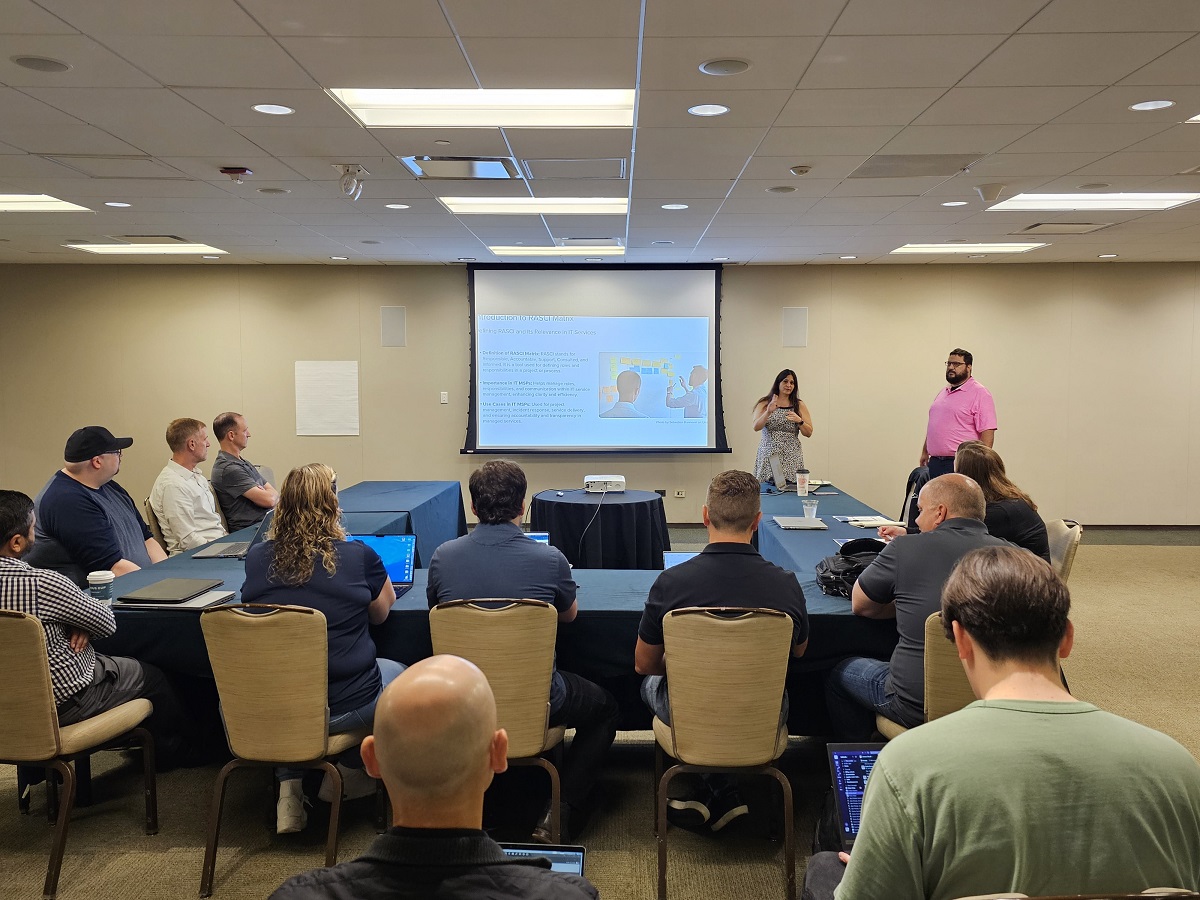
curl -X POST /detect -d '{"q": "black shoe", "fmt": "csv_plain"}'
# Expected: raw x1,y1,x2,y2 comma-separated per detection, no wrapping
706,789,749,832
531,802,578,844
665,791,713,833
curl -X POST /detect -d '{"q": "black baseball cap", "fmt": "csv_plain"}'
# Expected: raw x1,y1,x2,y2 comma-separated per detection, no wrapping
64,426,134,463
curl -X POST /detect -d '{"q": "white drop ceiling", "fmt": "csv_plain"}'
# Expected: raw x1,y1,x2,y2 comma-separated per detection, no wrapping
3,0,1200,265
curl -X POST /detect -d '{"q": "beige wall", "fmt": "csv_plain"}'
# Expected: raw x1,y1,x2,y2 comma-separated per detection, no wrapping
2,261,1197,525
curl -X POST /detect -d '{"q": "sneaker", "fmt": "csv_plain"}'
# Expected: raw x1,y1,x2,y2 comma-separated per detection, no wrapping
665,792,712,833
318,763,378,803
706,789,749,832
276,781,308,834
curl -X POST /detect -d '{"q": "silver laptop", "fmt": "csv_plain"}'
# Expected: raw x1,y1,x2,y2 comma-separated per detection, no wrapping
773,515,828,530
192,510,273,559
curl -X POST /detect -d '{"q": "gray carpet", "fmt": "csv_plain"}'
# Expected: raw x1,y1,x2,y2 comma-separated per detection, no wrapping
4,541,1198,899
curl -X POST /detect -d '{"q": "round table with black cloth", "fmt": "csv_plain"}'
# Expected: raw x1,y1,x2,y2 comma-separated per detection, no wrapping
531,489,671,569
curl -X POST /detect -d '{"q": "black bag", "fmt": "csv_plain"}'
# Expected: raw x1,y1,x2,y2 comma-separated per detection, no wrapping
815,538,885,598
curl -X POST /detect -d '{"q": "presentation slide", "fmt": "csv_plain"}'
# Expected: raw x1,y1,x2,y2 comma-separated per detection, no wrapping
466,267,728,453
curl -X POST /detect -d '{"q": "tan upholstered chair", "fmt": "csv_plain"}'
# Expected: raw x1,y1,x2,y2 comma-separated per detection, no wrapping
875,611,976,741
143,497,167,552
1046,518,1083,582
428,598,566,840
0,609,158,900
255,465,276,489
653,607,795,900
198,604,370,897
208,482,229,531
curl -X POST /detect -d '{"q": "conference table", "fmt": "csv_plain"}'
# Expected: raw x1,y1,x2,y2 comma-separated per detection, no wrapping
98,482,897,734
337,480,467,566
530,488,671,569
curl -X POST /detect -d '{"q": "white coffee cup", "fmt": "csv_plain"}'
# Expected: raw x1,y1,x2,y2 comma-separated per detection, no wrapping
87,570,115,604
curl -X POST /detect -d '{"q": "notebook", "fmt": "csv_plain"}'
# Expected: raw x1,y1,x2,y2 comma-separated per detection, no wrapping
192,510,274,559
349,534,417,598
525,531,551,544
114,589,235,611
772,515,828,530
117,577,225,604
663,550,699,568
498,843,586,876
827,742,885,852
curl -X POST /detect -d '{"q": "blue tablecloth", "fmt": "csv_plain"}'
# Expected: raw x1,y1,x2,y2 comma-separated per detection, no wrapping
337,481,467,565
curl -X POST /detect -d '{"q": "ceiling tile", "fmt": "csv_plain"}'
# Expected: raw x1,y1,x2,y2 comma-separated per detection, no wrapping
726,177,838,199
1,124,144,156
173,88,353,127
368,127,512,159
36,0,264,36
231,125,390,157
833,0,1047,34
913,86,1103,126
775,88,944,127
799,35,1007,89
278,37,476,88
643,0,848,37
100,36,318,88
962,33,1192,87
630,179,735,199
879,124,1036,155
1049,85,1200,124
504,128,633,162
757,126,901,157
0,87,83,126
0,36,159,87
639,37,820,91
958,151,1109,177
6,0,80,33
443,0,641,38
238,0,453,37
1068,151,1200,176
636,90,792,128
827,176,952,197
1001,122,1172,154
1120,35,1200,85
461,38,637,89
741,155,868,180
1022,0,1200,33
1123,125,1200,153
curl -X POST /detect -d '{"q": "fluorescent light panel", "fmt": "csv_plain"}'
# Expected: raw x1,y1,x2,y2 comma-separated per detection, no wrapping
891,242,1046,254
988,192,1200,211
439,196,627,215
328,88,635,128
65,243,228,255
0,193,91,212
488,245,625,257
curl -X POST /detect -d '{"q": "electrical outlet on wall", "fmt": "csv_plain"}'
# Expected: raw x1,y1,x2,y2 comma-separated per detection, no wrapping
440,391,449,404
674,490,686,499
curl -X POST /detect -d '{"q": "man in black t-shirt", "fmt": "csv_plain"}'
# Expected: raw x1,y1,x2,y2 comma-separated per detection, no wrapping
635,469,809,832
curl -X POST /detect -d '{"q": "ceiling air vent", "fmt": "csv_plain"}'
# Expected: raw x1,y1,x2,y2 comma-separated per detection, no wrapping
399,156,520,180
1014,223,1113,235
523,158,626,180
849,154,984,178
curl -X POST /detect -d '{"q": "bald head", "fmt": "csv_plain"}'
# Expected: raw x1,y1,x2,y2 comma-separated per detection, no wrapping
370,656,504,803
921,473,986,522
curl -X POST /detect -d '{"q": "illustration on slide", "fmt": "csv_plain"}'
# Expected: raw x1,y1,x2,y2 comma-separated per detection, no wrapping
599,352,705,419
666,364,709,419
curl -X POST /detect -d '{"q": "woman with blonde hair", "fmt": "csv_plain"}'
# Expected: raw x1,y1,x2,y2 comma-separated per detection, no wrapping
242,463,403,834
954,441,1050,563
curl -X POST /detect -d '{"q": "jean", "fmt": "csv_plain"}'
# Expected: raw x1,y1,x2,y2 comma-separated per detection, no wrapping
926,456,955,479
801,851,847,900
278,657,406,782
547,670,619,810
824,657,909,741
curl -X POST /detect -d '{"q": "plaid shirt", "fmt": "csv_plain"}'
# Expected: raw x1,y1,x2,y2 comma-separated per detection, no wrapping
0,556,117,703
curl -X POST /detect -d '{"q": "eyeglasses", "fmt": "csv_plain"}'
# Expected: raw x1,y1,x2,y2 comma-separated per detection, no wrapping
944,362,967,369
103,450,123,457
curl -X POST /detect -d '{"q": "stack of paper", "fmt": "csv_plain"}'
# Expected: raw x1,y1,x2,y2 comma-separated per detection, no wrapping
834,516,906,528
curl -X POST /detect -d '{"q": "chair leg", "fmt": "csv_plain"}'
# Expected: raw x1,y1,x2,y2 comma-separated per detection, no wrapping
134,728,159,834
321,761,342,868
656,763,682,900
653,743,664,836
509,757,561,842
199,759,241,898
42,759,75,900
46,768,58,825
764,766,796,900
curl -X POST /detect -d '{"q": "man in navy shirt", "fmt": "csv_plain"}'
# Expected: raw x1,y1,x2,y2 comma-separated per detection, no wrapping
428,460,618,843
32,426,166,585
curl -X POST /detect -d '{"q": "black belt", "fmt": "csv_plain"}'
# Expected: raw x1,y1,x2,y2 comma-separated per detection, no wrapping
929,456,955,461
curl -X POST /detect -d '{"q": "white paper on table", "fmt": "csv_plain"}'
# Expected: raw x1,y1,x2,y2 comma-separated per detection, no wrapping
295,360,360,435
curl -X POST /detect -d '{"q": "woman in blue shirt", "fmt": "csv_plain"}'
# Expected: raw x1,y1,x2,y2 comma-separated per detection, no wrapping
242,463,403,834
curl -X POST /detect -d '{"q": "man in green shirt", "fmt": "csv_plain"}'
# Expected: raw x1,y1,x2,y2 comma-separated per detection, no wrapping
804,546,1200,900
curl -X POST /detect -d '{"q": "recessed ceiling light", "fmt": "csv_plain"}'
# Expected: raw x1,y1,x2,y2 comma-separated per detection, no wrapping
988,192,1200,211
0,193,90,212
840,255,857,260
789,165,811,176
384,203,411,210
66,242,228,255
458,257,476,262
766,186,796,194
1129,100,1175,111
584,257,603,261
891,242,1046,254
328,88,635,128
967,254,987,259
661,203,689,210
941,201,968,207
651,240,673,246
252,103,295,116
202,255,220,260
440,196,627,215
699,58,751,76
688,104,730,117
104,201,131,208
11,55,70,73
361,240,381,244
256,187,291,195
330,256,348,260
488,245,625,257
1098,253,1119,258
1076,183,1111,190
712,257,729,261
434,139,451,145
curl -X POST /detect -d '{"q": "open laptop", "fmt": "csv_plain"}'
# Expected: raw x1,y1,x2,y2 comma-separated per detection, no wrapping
349,533,417,598
498,843,586,876
192,509,274,559
663,550,699,568
827,742,885,852
525,531,551,544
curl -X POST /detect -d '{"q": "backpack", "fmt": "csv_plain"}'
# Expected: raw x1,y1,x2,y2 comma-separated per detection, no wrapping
814,538,885,598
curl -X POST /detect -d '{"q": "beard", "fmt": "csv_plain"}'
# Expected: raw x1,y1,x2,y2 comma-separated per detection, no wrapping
946,369,967,386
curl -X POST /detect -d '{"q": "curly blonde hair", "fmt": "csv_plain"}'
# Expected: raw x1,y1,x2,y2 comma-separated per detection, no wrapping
267,463,344,586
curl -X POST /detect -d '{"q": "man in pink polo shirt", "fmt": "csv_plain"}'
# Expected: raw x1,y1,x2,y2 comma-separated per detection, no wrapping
920,348,997,479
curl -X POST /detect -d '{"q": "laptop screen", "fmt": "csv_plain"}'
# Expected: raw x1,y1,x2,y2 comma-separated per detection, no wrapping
349,534,416,585
525,531,551,544
662,551,699,569
499,843,585,876
827,743,884,850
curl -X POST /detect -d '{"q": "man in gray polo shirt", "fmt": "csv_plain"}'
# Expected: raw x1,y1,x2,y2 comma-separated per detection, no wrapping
210,411,278,531
824,474,1005,738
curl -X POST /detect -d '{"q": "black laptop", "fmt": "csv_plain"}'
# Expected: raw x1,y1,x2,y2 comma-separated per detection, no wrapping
348,533,417,598
498,843,586,876
826,742,885,852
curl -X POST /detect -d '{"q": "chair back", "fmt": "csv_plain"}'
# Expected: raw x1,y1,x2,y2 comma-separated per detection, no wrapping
200,604,331,762
662,607,792,767
0,610,62,760
923,612,978,721
208,481,229,530
901,465,930,529
143,497,167,552
429,599,557,758
256,465,276,488
1046,518,1082,581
